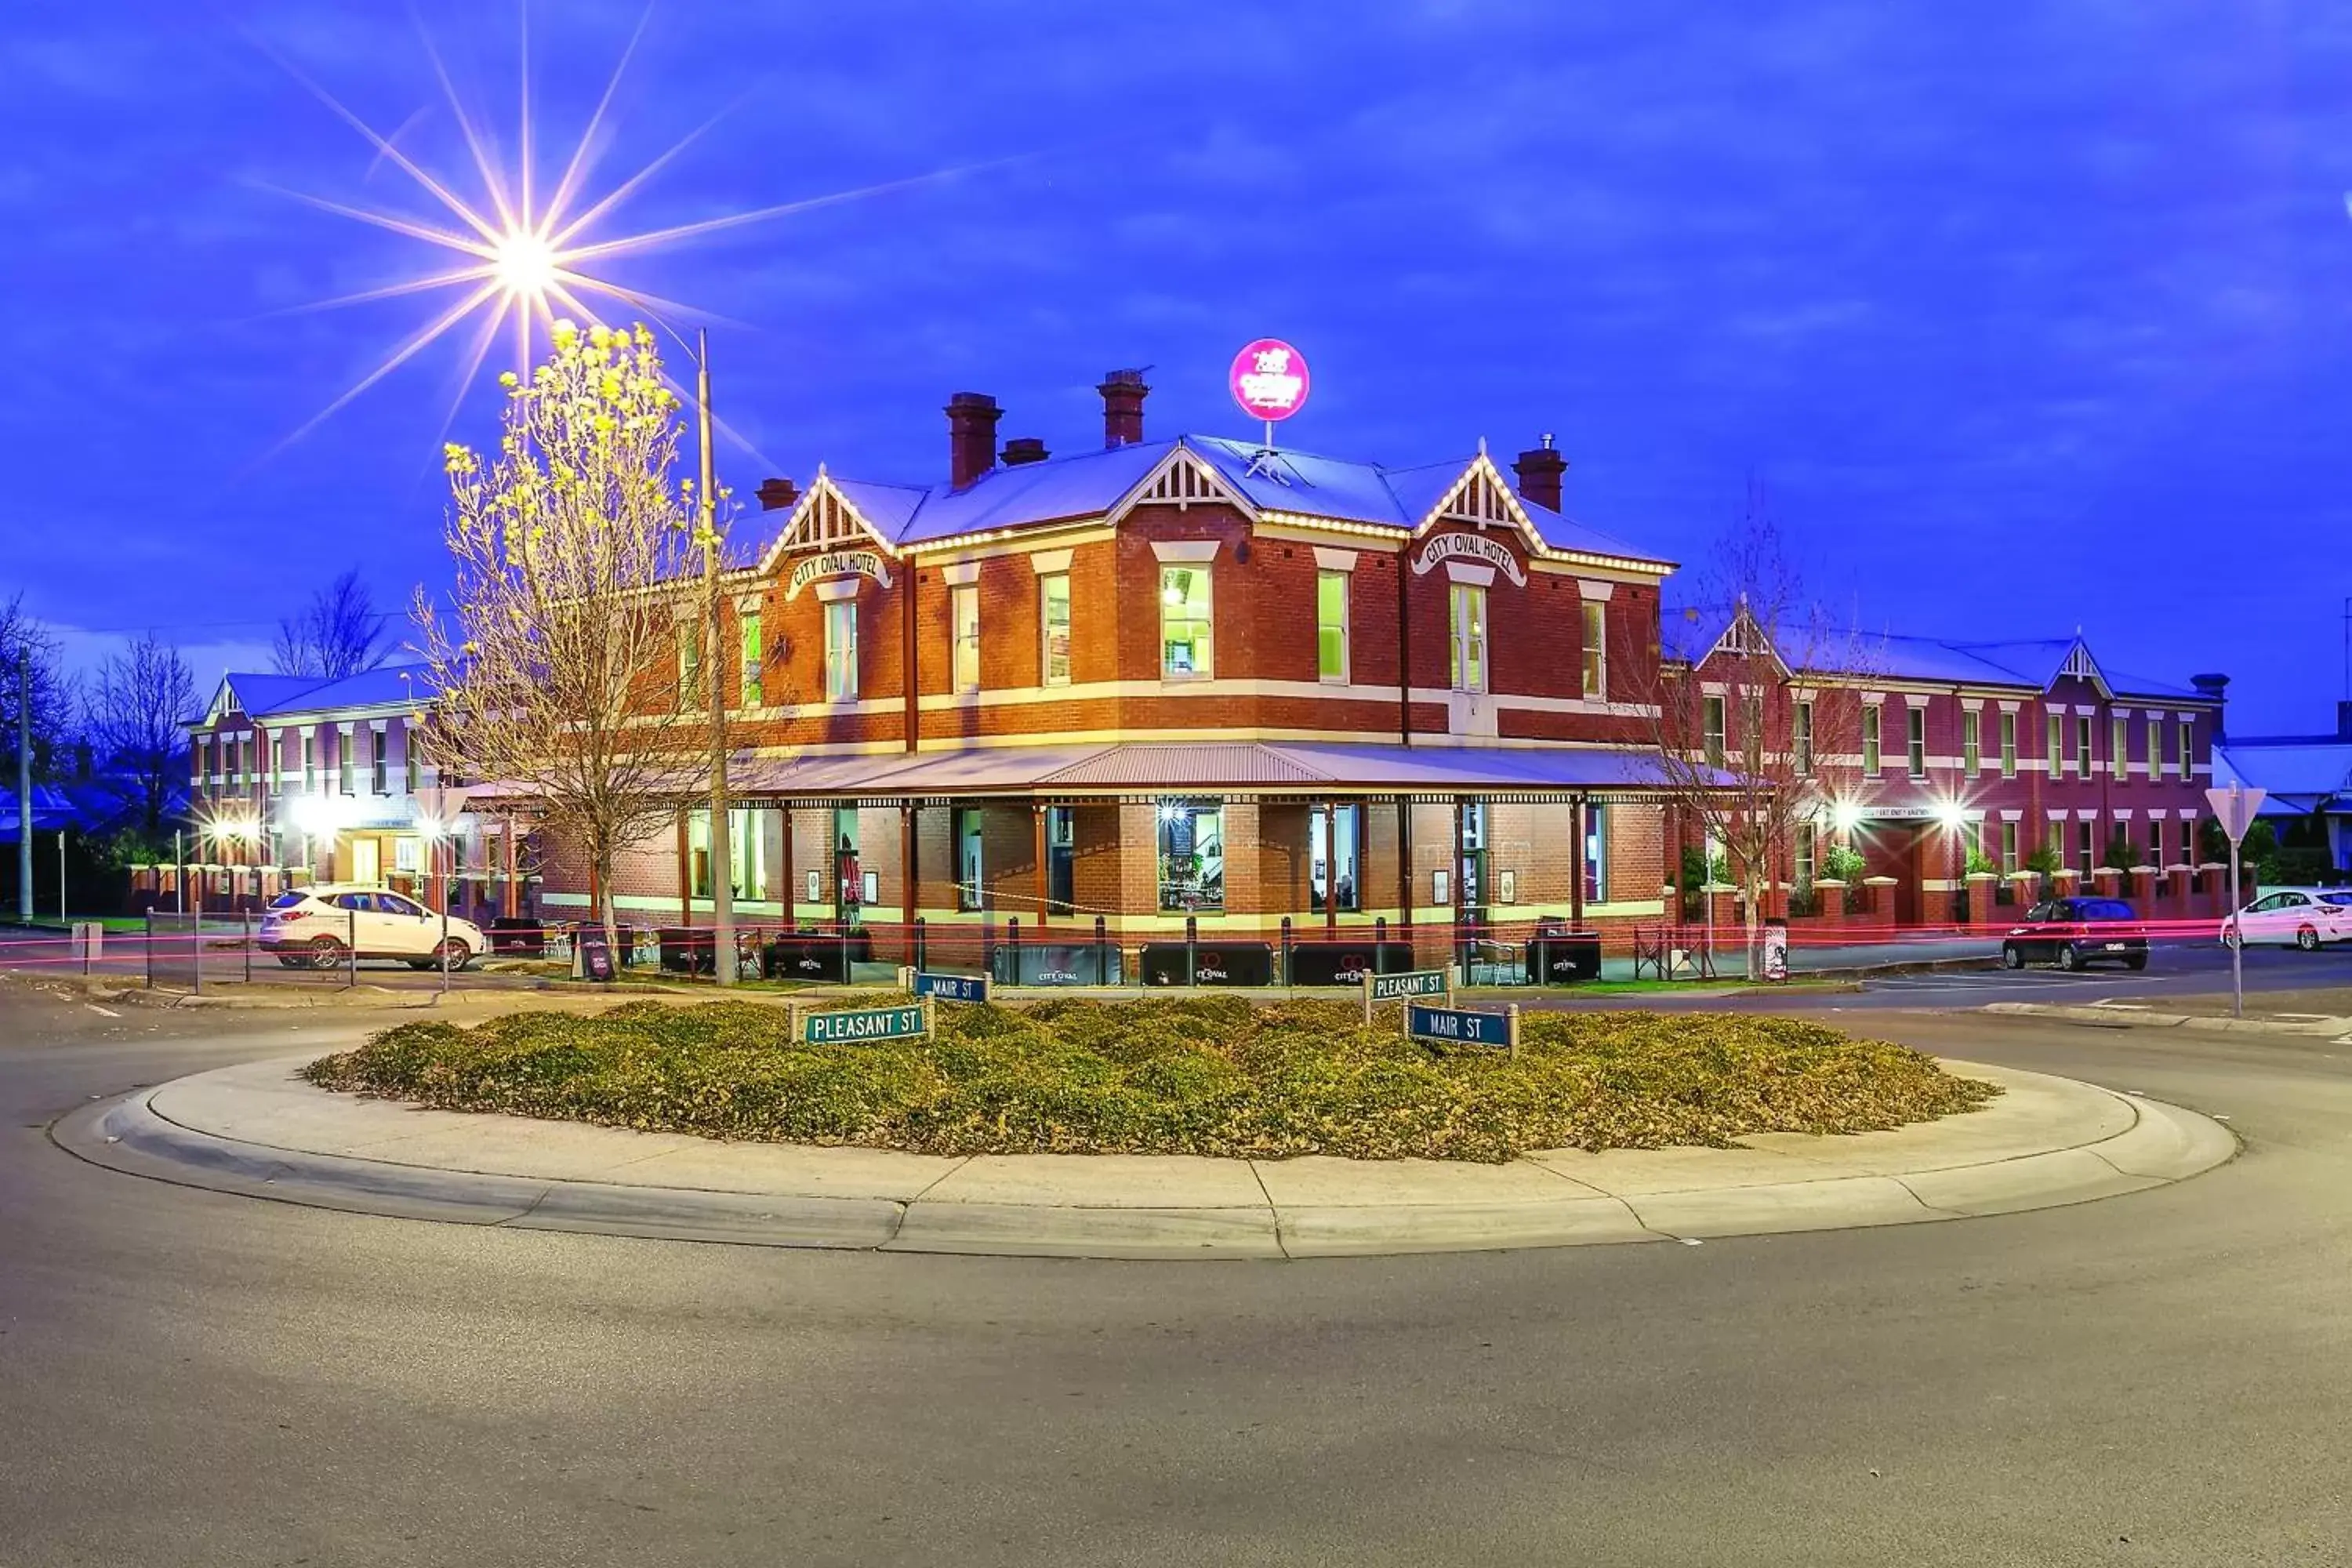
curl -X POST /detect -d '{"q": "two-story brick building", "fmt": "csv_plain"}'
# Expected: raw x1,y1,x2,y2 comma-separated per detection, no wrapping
518,371,1685,974
1669,604,2230,928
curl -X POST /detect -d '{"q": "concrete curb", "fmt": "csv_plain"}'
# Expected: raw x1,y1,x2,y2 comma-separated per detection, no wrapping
1980,1000,2352,1036
51,1056,2237,1261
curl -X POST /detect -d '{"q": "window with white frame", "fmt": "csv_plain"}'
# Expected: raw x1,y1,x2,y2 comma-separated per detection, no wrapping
1308,804,1360,911
740,607,764,709
1448,583,1486,692
2148,815,2164,866
2000,712,2017,779
1794,699,1813,775
950,584,981,694
403,728,419,793
1581,600,1606,699
1315,569,1350,683
1962,710,1980,777
2075,716,2092,780
337,729,354,795
1160,567,1212,677
823,599,858,701
2047,712,2063,777
1795,822,1817,887
1907,706,1926,779
955,808,985,911
370,728,387,794
2001,820,2019,872
1703,695,1726,767
2077,819,2095,873
1584,805,1607,903
1863,704,1882,775
302,732,317,793
1156,800,1224,911
2180,718,2195,775
2113,716,2129,783
678,621,702,707
2150,714,2165,778
1040,573,1072,688
2180,818,2195,866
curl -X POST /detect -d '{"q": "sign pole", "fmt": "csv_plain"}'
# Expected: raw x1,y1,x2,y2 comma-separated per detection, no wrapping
2228,835,2242,1020
1362,971,1373,1028
2207,780,2264,1022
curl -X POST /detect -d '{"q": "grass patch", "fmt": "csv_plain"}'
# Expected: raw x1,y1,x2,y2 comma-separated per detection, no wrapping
303,994,1998,1163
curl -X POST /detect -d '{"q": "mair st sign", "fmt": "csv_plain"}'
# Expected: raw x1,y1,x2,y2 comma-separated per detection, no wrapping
1406,1002,1519,1053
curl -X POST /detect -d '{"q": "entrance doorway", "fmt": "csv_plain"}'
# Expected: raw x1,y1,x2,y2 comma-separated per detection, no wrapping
347,837,381,886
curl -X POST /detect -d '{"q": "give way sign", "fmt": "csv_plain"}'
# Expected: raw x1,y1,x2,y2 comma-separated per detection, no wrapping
2205,782,2267,846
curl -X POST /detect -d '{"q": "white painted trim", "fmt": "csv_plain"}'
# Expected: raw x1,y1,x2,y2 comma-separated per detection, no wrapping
1151,539,1221,563
940,561,982,586
1998,699,2023,713
1443,561,1496,586
2075,808,2099,819
813,579,861,603
1029,548,1073,575
1312,546,1359,572
1960,697,1984,711
1999,809,2024,821
1860,691,1886,706
1578,580,1615,601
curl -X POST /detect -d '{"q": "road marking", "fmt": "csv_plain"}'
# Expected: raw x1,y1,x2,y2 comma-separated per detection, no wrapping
84,1004,119,1018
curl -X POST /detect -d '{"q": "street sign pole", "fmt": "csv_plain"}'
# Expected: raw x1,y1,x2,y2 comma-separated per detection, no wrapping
2228,837,2242,1019
2207,781,2267,1022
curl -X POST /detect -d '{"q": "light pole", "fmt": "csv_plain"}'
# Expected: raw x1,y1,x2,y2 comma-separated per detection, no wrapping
695,328,736,986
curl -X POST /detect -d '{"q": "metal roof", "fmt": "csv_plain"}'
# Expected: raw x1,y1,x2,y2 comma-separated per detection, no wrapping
2216,742,2352,805
208,665,435,722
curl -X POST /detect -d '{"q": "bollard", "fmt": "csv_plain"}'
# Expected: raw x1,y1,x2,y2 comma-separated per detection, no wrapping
1007,917,1021,988
1506,1002,1521,1061
347,908,358,989
243,909,252,984
191,905,203,995
1185,915,1199,989
913,916,927,975
143,909,154,989
440,906,451,996
1279,916,1293,989
1094,915,1109,986
1374,916,1388,972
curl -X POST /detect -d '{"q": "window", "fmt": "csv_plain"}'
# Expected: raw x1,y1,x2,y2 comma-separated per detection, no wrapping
2114,717,2129,782
1584,805,1607,903
2181,818,2196,866
403,731,419,794
2150,715,2166,779
2149,816,2165,867
1795,822,1817,888
1448,583,1486,692
1040,573,1072,688
302,733,317,793
823,599,858,701
1160,566,1212,677
678,621,702,706
688,809,766,902
2047,713,2063,778
2180,719,2195,776
1308,804,1360,911
1703,695,1726,767
2048,818,2064,859
1156,800,1224,912
366,728,385,793
1906,706,1926,779
2077,819,2095,874
740,608,764,709
2075,717,2092,780
1794,700,1813,776
337,731,354,795
950,584,981,695
1962,710,1980,777
1316,570,1350,683
1999,712,2017,779
1581,600,1606,699
1862,705,1881,775
2001,820,2019,873
954,808,985,911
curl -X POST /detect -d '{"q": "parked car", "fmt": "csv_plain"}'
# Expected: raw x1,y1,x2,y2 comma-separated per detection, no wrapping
2219,887,2352,952
2002,897,2149,971
256,885,485,970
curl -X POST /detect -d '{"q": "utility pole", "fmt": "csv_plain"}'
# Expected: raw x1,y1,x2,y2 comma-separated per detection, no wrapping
699,328,735,986
16,650,30,923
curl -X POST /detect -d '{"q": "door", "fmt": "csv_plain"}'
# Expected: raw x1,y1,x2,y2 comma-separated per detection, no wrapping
328,891,394,956
1045,808,1075,916
347,837,382,886
376,891,438,956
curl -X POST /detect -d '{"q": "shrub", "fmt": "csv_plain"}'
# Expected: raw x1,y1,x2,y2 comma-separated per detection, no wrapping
303,996,1999,1163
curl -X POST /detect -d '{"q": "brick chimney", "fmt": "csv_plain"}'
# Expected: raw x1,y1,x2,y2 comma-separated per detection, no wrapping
755,476,798,511
946,392,1002,488
2192,673,2230,739
1098,368,1149,448
1001,437,1050,466
1512,434,1567,513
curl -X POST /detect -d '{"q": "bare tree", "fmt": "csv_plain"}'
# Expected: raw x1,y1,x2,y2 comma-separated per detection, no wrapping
412,321,715,950
272,569,394,681
87,632,198,835
1645,488,1873,973
0,593,78,779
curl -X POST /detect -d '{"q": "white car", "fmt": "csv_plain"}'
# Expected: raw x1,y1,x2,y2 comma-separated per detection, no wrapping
2219,887,2352,952
258,884,486,970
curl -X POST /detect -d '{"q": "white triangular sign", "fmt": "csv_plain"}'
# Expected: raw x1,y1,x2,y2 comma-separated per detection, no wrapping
2205,783,2266,845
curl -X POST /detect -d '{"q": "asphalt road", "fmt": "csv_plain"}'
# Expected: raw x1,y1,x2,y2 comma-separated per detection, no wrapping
2,984,2347,1566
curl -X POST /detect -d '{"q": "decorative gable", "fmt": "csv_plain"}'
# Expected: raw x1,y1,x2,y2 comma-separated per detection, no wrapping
1109,446,1250,524
757,472,897,573
2056,640,2113,697
1415,451,1544,552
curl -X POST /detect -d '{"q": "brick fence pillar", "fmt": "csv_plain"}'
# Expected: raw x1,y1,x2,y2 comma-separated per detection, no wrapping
1811,880,1846,929
1964,872,1999,928
1862,875,1898,927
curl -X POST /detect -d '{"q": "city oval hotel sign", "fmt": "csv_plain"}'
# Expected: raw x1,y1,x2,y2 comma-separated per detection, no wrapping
785,549,894,601
1412,532,1527,586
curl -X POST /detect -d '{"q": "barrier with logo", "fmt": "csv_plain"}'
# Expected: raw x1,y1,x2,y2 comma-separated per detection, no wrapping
1138,940,1275,987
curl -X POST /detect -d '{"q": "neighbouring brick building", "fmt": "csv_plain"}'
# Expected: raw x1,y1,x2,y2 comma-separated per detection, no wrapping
1667,604,2233,933
519,369,1685,975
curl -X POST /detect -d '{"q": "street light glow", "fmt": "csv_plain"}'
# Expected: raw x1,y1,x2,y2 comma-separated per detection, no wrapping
492,230,558,299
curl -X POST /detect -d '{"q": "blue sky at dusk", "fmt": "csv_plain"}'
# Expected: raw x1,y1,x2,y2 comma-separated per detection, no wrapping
5,1,2350,732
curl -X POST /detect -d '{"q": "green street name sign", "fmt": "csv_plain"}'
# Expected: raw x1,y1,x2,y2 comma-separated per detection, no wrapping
802,1003,931,1045
1367,968,1450,1002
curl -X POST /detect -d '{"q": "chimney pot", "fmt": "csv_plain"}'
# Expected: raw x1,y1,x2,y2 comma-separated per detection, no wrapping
1001,437,1051,466
1098,368,1150,448
1512,441,1569,514
755,476,799,511
946,392,1004,488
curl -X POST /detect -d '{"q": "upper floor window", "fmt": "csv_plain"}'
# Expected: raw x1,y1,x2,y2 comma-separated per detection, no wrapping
2000,712,2017,779
823,599,858,702
1581,601,1606,699
1160,567,1212,678
370,728,387,794
2075,716,2092,780
2150,714,2166,779
678,621,702,708
1448,583,1486,693
336,730,354,795
2180,718,2195,775
740,608,764,709
2047,712,2063,777
1316,570,1349,683
1962,710,1980,777
1702,695,1726,767
950,584,982,695
1040,573,1072,688
1794,699,1814,776
301,733,317,793
1862,705,1882,775
1906,706,1926,779
2113,717,2129,782
404,730,419,794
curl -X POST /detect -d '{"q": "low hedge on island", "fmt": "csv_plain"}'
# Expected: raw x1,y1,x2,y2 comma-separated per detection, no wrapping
302,994,1999,1163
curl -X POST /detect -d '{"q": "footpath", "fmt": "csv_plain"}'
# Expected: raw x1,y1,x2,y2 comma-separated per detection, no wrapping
58,1053,2233,1261
1984,986,2352,1039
